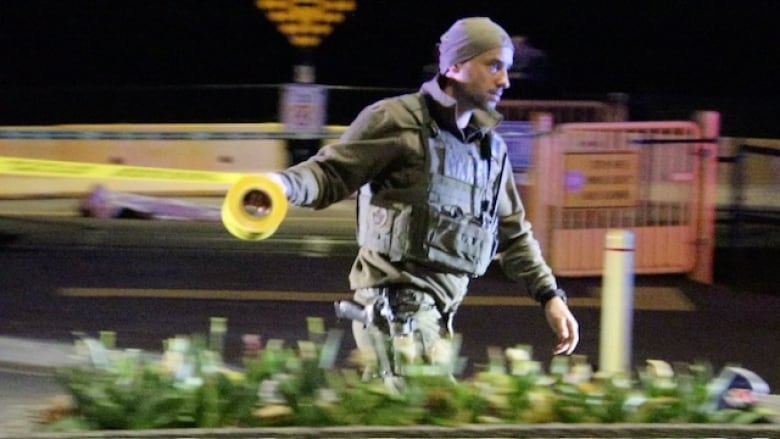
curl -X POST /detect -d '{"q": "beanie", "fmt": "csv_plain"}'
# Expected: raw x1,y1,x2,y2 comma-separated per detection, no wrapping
438,17,513,74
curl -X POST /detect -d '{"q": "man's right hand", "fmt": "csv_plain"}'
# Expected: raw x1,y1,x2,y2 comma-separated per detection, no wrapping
264,172,289,197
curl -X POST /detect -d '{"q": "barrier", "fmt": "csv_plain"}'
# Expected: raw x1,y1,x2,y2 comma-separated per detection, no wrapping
524,115,719,282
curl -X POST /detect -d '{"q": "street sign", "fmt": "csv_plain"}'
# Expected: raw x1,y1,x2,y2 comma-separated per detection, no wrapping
280,83,327,133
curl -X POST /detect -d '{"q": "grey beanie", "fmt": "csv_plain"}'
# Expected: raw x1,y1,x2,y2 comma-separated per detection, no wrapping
438,17,513,74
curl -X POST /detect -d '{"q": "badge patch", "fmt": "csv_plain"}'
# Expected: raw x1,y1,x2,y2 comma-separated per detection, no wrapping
370,206,388,227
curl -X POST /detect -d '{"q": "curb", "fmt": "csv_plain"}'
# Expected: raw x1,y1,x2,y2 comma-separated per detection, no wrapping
0,337,79,375
0,423,778,439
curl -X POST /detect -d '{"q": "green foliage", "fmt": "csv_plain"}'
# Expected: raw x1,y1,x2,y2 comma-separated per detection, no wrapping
48,319,777,431
56,364,197,429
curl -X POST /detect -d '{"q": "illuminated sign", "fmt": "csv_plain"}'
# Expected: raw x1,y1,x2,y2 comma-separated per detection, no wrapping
563,152,639,207
256,0,357,48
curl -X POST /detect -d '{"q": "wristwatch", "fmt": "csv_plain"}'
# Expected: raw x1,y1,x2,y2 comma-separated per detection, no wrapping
538,288,568,306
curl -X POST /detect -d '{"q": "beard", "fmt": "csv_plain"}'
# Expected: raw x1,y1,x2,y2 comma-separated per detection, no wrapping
451,81,499,112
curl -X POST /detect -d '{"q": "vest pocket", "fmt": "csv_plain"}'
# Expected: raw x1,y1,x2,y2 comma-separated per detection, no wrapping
358,200,497,276
415,208,496,276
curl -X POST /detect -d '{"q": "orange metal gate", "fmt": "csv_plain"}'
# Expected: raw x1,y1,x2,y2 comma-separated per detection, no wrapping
524,115,719,282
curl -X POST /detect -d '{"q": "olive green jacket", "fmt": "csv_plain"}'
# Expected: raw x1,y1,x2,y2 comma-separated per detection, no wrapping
276,76,557,312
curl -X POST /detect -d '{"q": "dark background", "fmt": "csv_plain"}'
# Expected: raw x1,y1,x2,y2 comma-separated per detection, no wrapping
0,0,777,136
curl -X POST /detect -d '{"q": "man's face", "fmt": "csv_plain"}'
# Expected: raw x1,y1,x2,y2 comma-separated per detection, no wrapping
445,47,513,112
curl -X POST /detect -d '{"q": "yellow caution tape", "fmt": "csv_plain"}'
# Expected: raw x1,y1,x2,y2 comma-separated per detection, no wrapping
0,156,240,183
221,174,288,241
0,156,288,240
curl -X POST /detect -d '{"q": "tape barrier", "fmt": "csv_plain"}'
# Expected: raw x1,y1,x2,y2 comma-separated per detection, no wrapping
0,156,288,240
0,156,239,183
0,129,344,140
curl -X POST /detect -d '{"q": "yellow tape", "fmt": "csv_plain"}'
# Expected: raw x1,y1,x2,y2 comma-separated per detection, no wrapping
220,174,288,241
0,156,288,240
0,156,240,183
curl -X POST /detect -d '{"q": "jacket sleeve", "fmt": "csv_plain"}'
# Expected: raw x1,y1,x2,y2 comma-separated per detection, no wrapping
494,155,559,300
277,99,420,209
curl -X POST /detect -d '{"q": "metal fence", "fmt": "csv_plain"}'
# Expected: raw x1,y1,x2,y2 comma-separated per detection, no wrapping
498,94,628,124
523,117,719,282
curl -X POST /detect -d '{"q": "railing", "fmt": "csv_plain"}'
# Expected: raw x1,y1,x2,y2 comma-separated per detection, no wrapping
498,93,628,123
719,144,780,247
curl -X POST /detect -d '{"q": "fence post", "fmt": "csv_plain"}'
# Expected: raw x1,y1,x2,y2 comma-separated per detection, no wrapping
528,112,554,255
691,111,720,283
599,229,635,375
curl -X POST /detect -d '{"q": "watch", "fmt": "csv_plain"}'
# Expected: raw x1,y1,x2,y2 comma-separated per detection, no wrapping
539,288,568,306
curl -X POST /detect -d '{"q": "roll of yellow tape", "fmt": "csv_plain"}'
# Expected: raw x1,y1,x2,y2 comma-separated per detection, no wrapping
221,174,288,241
0,156,289,241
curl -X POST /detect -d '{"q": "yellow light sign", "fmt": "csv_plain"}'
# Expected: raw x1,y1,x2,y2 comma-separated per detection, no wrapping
256,0,357,48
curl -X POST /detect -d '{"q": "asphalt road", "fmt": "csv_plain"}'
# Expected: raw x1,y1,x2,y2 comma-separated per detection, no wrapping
0,204,778,391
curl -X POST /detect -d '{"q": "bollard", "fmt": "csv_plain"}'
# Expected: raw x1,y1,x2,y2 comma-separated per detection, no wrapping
599,229,635,375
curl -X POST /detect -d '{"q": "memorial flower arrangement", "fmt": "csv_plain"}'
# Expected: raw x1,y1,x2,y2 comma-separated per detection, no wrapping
41,317,775,432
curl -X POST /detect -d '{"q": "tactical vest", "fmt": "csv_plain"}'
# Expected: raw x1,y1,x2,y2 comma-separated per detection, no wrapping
356,93,507,276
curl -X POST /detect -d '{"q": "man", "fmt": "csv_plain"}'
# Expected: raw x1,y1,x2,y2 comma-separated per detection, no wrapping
264,17,579,379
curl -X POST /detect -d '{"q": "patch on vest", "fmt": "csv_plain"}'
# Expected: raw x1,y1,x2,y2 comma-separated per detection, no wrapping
370,206,388,227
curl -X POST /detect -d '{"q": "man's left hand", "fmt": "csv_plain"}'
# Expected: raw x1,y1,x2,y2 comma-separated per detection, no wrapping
544,297,579,355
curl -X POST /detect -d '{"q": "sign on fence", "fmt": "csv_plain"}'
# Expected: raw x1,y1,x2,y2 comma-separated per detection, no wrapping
563,152,639,207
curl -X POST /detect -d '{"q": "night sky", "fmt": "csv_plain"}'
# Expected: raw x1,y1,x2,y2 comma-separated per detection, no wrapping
1,1,777,135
